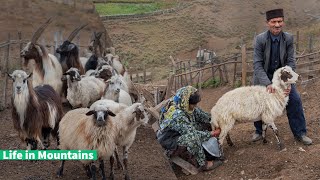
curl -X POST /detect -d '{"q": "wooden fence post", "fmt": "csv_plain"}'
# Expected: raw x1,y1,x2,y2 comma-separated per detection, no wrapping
296,31,300,52
18,32,23,69
241,44,247,86
233,56,238,86
188,61,193,85
308,35,313,53
143,64,146,84
1,33,11,110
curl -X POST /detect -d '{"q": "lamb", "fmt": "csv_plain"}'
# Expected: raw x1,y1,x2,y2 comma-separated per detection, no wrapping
8,70,63,150
210,66,299,150
57,105,117,179
63,67,106,108
20,18,63,96
90,101,149,180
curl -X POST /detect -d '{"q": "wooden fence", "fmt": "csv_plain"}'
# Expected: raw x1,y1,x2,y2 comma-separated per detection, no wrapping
165,45,320,99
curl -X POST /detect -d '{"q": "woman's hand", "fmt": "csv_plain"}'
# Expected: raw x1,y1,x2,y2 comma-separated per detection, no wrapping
211,128,221,137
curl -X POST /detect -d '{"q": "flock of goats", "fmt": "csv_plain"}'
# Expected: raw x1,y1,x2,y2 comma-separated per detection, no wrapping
7,18,149,179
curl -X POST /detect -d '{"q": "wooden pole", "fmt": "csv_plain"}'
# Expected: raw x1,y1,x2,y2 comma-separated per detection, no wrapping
18,32,23,69
188,61,193,85
143,64,146,84
296,31,300,52
183,62,188,86
308,35,313,53
2,33,11,110
241,44,247,86
233,56,238,86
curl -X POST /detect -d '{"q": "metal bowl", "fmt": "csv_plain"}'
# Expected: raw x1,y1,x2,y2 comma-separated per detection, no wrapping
202,137,221,157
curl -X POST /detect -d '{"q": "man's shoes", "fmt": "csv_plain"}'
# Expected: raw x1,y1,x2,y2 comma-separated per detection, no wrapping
296,135,313,145
252,133,262,142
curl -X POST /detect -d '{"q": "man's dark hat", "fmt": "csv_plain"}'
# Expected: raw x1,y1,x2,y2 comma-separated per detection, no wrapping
266,9,284,21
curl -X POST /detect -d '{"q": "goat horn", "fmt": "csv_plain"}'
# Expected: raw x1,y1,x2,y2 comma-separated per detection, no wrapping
31,17,53,44
67,23,88,41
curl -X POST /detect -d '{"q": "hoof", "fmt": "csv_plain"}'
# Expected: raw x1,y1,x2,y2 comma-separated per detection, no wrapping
278,143,285,151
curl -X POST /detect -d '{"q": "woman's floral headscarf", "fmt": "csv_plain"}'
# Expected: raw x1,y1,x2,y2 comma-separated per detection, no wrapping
159,86,198,130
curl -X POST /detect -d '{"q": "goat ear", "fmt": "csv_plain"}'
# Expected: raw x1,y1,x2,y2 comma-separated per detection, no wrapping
61,75,67,81
7,72,14,79
35,45,43,57
107,110,116,117
67,44,76,51
86,110,95,116
27,73,33,79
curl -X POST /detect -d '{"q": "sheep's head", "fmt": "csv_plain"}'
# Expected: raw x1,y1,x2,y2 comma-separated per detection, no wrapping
63,67,81,82
86,105,116,127
273,66,299,89
95,65,113,81
131,103,149,126
8,70,32,95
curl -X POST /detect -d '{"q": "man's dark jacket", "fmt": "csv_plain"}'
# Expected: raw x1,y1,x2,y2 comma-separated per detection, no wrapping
253,30,296,86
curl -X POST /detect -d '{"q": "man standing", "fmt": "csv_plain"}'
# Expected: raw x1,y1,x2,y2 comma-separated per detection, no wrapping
252,8,312,145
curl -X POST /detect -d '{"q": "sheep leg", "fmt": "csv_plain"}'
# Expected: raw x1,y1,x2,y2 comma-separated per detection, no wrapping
114,147,123,170
56,160,65,177
90,163,97,180
109,156,115,180
268,123,285,150
99,160,106,180
83,164,92,178
123,146,130,180
226,133,234,146
262,123,268,144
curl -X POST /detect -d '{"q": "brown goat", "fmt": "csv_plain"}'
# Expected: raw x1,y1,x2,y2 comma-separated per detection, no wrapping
8,70,63,150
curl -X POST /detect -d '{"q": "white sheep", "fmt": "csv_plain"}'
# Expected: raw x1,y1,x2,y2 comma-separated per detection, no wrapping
63,67,105,108
57,105,117,179
90,101,149,180
210,66,299,150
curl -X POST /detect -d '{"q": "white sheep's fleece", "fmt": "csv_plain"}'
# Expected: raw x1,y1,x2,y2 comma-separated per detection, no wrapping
67,76,105,108
210,66,299,145
59,108,117,163
112,103,149,148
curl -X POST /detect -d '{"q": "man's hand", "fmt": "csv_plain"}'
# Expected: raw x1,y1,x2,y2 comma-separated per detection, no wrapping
267,84,276,93
284,85,291,96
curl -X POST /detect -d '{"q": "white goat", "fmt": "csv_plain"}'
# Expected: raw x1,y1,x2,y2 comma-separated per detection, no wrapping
63,67,105,108
210,66,299,150
57,105,117,179
21,18,63,96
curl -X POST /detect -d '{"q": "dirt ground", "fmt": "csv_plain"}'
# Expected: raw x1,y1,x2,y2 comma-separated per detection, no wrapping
2,0,320,180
